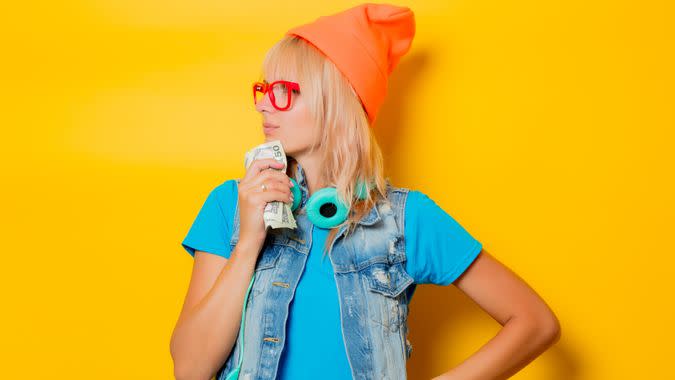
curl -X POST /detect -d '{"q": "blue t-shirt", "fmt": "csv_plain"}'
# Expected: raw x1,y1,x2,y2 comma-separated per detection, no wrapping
181,180,483,379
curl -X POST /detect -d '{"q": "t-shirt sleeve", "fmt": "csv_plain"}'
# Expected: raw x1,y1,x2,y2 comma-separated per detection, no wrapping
404,190,483,285
181,180,238,259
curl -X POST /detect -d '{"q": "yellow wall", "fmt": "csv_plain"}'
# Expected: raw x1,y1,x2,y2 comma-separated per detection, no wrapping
2,1,672,379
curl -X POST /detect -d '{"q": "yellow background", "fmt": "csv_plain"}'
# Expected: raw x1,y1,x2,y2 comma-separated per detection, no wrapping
2,0,673,379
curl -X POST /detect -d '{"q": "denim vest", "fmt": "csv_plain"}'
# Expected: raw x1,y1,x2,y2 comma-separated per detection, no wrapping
217,166,417,380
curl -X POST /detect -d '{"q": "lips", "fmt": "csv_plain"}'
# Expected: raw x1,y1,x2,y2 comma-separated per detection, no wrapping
263,122,279,134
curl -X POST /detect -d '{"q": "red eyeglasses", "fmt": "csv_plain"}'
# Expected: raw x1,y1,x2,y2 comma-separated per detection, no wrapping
252,80,300,111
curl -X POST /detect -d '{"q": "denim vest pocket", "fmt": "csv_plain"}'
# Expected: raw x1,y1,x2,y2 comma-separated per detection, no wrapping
362,261,414,332
254,244,283,271
366,261,413,298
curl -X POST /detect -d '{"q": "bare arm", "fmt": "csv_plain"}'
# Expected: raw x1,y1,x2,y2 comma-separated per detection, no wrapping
170,241,261,380
432,249,561,380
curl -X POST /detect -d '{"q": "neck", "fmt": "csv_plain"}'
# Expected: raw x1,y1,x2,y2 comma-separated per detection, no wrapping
289,152,324,197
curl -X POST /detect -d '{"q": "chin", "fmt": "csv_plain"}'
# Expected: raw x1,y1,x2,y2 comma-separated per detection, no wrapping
262,135,287,151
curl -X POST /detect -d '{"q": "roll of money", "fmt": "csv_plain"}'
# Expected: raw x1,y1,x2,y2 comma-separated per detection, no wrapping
244,140,298,230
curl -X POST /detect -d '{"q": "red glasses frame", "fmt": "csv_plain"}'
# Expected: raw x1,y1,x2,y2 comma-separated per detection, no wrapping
252,80,300,111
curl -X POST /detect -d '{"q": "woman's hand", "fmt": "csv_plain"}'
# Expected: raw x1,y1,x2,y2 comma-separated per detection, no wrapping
236,158,294,255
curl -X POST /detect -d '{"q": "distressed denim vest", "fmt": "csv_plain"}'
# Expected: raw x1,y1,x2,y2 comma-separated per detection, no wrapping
217,165,417,380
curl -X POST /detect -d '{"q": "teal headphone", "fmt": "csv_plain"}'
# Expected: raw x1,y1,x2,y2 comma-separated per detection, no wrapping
224,179,371,379
289,178,371,229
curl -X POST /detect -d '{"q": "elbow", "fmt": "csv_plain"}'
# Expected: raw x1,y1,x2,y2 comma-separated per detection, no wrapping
174,365,210,380
532,311,562,347
543,314,562,345
171,353,208,380
171,353,190,380
170,342,197,380
170,337,186,379
172,350,216,380
512,307,561,348
170,334,226,380
173,365,188,380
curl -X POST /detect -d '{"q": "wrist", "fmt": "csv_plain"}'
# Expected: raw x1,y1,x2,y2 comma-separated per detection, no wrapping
234,238,263,257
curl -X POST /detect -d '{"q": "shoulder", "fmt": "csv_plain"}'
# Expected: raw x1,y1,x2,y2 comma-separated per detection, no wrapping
386,187,443,227
201,179,239,216
383,182,428,208
383,181,410,204
382,183,433,222
211,179,239,199
382,179,428,198
384,180,410,195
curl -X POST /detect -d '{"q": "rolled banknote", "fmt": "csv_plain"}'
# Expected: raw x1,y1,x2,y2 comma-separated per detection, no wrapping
244,140,298,230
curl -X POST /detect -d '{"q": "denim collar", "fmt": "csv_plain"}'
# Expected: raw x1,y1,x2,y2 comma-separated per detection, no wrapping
292,160,310,209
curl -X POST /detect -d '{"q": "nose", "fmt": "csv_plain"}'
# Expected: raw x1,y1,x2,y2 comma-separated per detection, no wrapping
255,91,275,114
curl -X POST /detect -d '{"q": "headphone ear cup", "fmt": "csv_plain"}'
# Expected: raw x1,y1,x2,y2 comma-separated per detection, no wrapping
289,178,302,211
306,187,349,229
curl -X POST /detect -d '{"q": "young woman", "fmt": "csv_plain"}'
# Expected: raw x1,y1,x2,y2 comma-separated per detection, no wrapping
170,4,561,380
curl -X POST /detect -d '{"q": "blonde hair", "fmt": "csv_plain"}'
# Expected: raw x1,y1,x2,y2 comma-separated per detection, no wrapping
260,34,389,257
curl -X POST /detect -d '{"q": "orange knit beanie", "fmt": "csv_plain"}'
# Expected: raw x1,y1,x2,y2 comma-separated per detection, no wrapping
286,3,416,124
